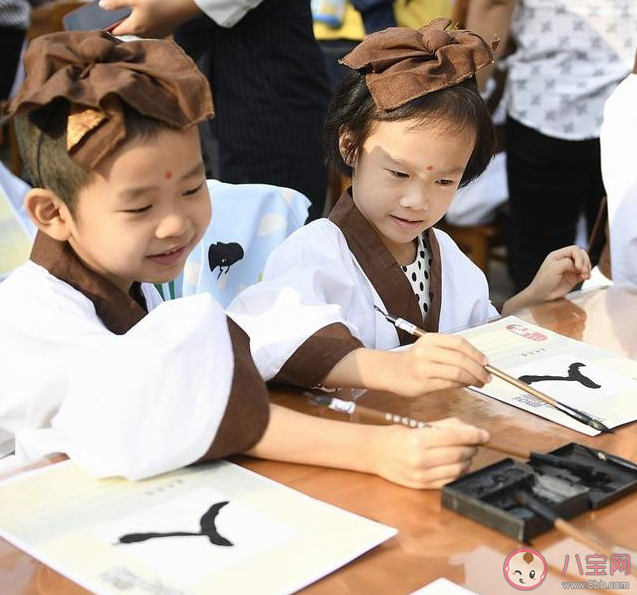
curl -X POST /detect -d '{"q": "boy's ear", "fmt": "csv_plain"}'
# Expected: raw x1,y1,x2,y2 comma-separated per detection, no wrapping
338,129,357,167
24,188,74,242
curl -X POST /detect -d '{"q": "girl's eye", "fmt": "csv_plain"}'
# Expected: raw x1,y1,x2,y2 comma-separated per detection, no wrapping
389,169,409,178
124,205,152,214
530,570,536,579
183,181,205,196
437,179,455,186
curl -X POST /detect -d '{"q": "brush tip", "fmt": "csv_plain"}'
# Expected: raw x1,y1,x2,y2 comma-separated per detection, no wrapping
590,420,612,433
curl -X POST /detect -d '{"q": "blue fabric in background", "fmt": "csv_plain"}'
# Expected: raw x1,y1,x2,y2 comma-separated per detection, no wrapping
160,180,310,306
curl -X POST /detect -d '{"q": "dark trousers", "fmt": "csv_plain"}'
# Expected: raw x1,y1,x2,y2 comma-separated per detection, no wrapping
506,116,605,291
0,27,25,101
175,0,332,220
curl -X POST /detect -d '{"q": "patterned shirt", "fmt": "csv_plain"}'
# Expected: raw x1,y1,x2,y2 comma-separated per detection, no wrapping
506,0,637,140
401,234,432,321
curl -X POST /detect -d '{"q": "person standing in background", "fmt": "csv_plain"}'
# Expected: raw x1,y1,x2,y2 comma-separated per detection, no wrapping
313,0,451,91
0,0,51,100
466,0,637,291
101,0,332,220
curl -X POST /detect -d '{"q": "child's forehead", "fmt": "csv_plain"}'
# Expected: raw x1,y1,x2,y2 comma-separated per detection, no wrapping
97,126,202,173
79,127,204,198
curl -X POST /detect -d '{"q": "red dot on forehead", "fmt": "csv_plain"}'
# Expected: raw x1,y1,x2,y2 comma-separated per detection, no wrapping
426,165,434,171
165,171,173,179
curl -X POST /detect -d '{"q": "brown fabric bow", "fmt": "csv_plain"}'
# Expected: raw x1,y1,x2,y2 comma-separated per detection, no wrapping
340,18,498,111
7,30,214,168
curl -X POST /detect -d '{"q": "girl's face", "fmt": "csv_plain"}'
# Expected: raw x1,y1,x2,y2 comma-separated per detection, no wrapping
344,118,475,264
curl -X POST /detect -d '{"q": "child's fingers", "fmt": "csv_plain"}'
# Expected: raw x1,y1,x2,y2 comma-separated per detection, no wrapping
421,422,490,447
413,460,473,487
571,247,591,273
421,445,480,467
417,333,489,365
426,359,490,388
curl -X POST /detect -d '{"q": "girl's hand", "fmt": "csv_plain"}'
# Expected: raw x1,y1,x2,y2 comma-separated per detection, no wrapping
369,418,489,489
99,0,202,38
503,246,591,315
386,333,491,396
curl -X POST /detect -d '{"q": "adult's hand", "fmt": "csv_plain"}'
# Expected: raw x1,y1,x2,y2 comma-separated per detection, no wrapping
99,0,202,38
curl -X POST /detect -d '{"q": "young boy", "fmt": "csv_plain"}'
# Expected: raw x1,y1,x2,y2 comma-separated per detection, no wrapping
0,30,488,489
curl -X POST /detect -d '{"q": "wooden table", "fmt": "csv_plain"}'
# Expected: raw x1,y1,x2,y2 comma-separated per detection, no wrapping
2,286,637,594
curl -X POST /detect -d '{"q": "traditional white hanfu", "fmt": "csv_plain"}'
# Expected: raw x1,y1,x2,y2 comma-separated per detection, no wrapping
228,191,499,387
601,54,637,286
0,233,269,480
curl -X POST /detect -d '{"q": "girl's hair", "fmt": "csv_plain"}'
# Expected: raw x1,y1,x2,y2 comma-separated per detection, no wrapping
324,69,495,188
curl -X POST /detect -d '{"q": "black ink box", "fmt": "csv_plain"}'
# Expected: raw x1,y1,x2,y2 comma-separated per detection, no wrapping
441,443,637,541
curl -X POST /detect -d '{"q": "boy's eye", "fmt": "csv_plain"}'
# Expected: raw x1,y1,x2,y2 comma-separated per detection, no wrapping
183,181,205,196
124,205,152,214
388,169,409,178
437,179,455,186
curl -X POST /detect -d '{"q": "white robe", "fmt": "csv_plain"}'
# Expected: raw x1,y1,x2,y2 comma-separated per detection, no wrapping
601,70,637,286
0,257,261,480
229,193,498,385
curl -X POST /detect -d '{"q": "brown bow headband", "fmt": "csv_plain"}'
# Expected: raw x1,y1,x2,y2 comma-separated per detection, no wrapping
7,30,214,169
340,18,498,111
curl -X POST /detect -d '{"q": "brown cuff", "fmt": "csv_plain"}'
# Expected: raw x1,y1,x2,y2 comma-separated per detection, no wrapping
272,322,364,388
198,317,270,461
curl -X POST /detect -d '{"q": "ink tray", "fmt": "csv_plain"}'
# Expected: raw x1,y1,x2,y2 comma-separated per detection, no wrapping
441,443,637,541
536,443,637,509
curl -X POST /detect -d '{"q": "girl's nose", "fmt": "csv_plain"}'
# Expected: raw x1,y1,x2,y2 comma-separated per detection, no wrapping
399,189,429,210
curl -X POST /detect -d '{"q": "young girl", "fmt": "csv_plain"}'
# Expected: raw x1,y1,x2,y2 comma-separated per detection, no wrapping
229,18,591,396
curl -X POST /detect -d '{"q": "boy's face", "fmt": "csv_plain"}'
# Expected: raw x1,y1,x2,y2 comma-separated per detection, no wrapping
66,126,210,294
347,118,475,263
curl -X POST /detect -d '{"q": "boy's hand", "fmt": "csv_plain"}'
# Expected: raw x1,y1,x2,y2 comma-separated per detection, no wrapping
369,418,489,489
99,0,202,38
387,333,491,396
503,246,591,315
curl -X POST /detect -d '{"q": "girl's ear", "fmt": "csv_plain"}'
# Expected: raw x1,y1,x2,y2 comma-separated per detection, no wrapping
24,188,74,242
338,129,357,167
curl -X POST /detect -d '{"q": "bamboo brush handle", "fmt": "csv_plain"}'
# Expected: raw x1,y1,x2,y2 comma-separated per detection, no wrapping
485,364,558,407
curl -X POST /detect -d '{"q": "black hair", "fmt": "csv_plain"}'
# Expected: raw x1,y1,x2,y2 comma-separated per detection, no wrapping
15,100,167,212
323,69,495,187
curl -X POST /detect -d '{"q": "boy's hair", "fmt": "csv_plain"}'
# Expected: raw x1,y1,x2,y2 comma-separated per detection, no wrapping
15,100,166,212
324,70,495,188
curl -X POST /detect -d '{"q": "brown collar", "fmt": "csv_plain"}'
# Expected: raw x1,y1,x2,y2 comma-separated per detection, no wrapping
30,231,147,335
329,190,442,345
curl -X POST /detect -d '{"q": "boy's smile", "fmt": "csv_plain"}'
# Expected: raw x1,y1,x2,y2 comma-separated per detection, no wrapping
347,118,475,266
62,126,211,295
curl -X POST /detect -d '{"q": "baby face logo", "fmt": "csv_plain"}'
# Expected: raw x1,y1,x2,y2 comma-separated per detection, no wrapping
503,547,547,590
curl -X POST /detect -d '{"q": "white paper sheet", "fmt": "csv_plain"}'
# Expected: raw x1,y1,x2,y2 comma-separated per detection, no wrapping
0,460,397,595
459,316,637,435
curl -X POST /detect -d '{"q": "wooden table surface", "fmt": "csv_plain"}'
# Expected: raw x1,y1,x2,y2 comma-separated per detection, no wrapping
2,286,637,594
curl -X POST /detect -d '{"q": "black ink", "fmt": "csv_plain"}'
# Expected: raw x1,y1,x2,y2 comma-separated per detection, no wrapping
118,501,233,547
518,362,601,389
208,242,244,279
